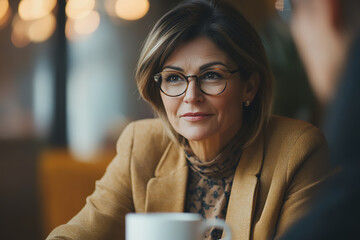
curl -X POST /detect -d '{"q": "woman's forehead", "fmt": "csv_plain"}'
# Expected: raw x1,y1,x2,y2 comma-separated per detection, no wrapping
163,37,235,70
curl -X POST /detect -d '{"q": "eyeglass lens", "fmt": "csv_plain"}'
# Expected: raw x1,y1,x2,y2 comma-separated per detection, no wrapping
157,69,229,96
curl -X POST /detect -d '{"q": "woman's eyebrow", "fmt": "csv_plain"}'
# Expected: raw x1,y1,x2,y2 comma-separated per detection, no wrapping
162,62,228,72
199,62,228,71
162,65,183,71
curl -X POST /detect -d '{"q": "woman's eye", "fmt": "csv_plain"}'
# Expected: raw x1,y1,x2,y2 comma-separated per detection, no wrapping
202,71,223,80
165,74,183,82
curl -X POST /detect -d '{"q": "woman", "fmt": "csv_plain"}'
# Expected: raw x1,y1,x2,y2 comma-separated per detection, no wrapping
47,0,330,239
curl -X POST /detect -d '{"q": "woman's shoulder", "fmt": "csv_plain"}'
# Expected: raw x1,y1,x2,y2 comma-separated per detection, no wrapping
261,116,330,182
127,118,164,131
115,118,177,174
266,115,326,145
268,115,321,133
117,118,171,151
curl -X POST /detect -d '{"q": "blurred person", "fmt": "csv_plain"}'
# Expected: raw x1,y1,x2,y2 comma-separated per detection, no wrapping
281,0,360,238
46,0,330,239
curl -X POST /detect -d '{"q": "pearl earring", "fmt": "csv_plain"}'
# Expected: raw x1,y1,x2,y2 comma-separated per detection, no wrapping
244,100,251,107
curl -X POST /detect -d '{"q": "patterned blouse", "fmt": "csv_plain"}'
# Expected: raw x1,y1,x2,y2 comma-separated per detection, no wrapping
183,133,243,240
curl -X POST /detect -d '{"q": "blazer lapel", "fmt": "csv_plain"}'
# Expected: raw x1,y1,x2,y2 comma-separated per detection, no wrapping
226,134,264,240
145,142,188,212
144,134,265,239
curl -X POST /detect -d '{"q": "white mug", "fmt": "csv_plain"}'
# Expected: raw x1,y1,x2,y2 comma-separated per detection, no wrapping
126,212,231,240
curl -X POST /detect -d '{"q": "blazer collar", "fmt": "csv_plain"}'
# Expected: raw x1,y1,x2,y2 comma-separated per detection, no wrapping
145,142,188,212
145,134,265,240
225,133,264,240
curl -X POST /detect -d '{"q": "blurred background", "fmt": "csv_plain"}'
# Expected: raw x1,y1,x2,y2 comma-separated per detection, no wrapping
0,0,318,239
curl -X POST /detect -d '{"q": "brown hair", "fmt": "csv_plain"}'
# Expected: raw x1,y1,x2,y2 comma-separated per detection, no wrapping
136,0,273,147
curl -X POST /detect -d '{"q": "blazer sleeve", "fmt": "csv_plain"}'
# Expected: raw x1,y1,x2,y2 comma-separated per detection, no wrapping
46,122,136,240
274,126,331,239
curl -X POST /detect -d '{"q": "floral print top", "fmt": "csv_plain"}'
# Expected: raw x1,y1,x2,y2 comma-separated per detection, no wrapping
183,134,243,240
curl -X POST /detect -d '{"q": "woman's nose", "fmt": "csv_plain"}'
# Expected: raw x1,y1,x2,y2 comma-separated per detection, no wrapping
183,77,204,103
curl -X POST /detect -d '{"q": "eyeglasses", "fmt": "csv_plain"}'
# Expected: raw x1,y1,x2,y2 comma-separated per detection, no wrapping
154,68,240,97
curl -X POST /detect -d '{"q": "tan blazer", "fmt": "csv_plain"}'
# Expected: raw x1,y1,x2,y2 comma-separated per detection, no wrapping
47,116,330,240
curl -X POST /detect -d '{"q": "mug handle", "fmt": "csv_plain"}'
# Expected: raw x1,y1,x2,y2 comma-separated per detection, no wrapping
200,219,232,240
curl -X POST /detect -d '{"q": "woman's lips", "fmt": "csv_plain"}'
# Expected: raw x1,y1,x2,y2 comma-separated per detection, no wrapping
180,112,213,121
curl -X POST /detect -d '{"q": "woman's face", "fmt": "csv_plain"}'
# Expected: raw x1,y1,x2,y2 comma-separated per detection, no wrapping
160,37,257,143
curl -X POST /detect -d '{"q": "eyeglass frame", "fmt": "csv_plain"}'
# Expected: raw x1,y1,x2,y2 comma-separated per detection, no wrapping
153,68,241,97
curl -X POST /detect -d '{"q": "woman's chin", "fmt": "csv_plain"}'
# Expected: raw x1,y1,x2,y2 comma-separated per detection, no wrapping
180,130,213,142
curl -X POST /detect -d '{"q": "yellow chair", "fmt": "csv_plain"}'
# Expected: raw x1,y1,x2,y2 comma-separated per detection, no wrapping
39,148,113,237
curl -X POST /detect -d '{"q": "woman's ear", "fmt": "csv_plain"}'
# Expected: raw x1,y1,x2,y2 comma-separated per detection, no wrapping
243,72,260,102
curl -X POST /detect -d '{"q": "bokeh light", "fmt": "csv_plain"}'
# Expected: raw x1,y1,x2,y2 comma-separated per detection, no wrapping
275,0,284,11
66,10,100,40
104,0,117,17
115,0,149,21
0,0,11,29
11,12,56,47
0,0,9,20
18,0,57,21
65,0,95,19
74,10,100,35
28,13,56,42
5,0,151,47
11,14,30,48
